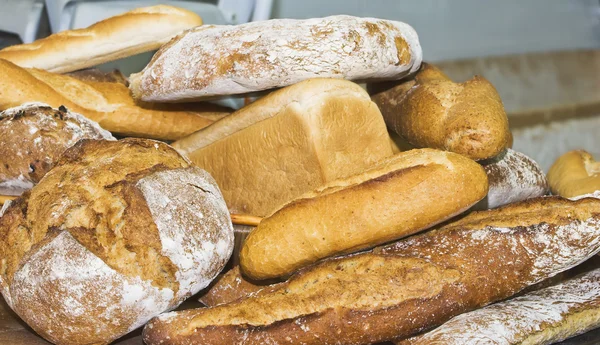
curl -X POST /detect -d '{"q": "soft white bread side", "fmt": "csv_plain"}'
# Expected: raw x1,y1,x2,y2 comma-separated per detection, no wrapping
0,5,202,73
130,15,422,101
172,78,394,217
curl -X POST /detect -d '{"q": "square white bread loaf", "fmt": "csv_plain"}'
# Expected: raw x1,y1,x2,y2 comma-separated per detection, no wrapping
172,78,394,217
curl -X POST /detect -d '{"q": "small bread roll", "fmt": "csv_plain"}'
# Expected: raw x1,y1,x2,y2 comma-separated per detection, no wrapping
548,150,600,198
0,103,114,196
369,63,510,161
0,138,234,345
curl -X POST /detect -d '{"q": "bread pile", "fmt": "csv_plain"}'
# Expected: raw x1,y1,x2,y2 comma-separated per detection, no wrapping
0,6,598,345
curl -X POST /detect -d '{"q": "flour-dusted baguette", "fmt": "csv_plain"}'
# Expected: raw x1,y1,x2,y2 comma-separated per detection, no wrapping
0,5,202,73
474,149,548,210
143,195,600,345
199,267,281,307
172,78,393,217
369,63,510,160
0,59,231,140
0,139,234,345
240,148,488,280
548,150,600,198
0,103,114,196
398,268,600,345
130,15,422,101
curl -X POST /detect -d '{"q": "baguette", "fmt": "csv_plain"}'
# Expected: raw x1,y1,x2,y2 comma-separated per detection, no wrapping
0,59,231,140
172,78,393,217
0,5,202,73
369,63,510,160
130,15,422,101
474,149,548,210
398,268,600,345
240,148,488,280
143,195,600,345
548,150,600,198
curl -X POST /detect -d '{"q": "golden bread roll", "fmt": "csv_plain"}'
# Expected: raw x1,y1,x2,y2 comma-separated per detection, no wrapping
369,63,510,161
548,150,600,198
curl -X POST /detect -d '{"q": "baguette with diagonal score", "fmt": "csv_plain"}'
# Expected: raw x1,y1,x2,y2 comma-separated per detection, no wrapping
240,148,488,280
0,5,202,73
143,195,600,345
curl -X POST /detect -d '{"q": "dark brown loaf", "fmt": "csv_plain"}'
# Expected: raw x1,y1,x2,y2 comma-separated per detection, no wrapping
0,103,114,196
474,148,548,210
0,138,234,345
369,63,510,161
143,195,600,345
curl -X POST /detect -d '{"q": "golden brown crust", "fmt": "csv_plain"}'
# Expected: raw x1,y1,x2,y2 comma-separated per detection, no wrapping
548,150,600,198
0,5,202,73
0,103,114,196
143,195,600,345
0,59,231,141
239,148,488,280
369,63,510,161
198,267,280,307
173,79,393,217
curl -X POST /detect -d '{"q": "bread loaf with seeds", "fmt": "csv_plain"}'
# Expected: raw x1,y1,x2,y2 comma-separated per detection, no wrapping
143,195,600,345
0,138,234,345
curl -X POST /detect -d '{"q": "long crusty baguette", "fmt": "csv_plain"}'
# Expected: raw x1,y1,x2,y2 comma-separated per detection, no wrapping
143,195,600,345
0,59,230,140
0,5,202,73
172,78,393,217
369,63,510,160
398,268,600,345
240,148,488,280
548,150,600,198
474,149,548,210
130,15,422,101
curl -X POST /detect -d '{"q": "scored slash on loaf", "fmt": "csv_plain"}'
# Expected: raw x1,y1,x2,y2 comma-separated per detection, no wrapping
130,15,423,101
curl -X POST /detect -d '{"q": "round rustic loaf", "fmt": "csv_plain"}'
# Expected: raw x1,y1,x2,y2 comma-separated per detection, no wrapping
0,138,234,345
0,103,114,196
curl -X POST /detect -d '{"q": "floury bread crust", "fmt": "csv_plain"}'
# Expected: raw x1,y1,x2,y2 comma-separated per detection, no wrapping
0,103,114,196
240,148,488,280
0,5,202,73
474,149,548,210
0,139,234,345
130,15,423,101
172,79,394,217
398,268,600,345
143,195,600,345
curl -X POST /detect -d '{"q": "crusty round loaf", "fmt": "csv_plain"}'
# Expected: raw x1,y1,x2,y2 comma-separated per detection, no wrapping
369,63,510,161
474,148,548,210
0,103,114,196
130,15,422,101
0,138,234,345
0,5,202,73
548,150,600,198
